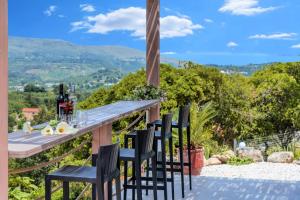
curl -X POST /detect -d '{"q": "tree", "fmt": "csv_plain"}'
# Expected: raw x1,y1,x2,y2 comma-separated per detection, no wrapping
252,71,300,149
213,74,254,145
32,106,55,125
24,84,46,93
8,114,17,132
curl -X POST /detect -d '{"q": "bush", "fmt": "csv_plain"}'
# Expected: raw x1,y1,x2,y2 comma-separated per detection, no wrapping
294,149,300,160
228,156,254,165
126,85,165,100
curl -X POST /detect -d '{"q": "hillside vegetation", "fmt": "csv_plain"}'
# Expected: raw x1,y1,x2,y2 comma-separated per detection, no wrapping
80,62,300,146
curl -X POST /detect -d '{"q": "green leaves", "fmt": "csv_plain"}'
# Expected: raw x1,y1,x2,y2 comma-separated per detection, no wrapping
228,156,254,166
190,102,217,148
251,64,300,148
126,85,165,100
9,177,40,200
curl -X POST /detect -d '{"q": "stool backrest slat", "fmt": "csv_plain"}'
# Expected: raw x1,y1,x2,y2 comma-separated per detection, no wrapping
135,127,155,156
96,143,119,179
178,105,190,128
161,113,173,138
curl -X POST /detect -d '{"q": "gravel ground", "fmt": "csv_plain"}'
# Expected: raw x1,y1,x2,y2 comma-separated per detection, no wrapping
200,162,300,181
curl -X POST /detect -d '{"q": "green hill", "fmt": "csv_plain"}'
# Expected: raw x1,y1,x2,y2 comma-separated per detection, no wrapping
8,36,177,86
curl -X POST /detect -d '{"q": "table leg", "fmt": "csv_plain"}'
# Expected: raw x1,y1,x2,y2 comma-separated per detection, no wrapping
92,123,113,200
149,104,160,123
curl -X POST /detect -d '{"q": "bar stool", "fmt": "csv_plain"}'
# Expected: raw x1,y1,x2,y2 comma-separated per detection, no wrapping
125,114,175,200
45,143,121,200
151,105,191,198
120,128,158,200
147,113,175,200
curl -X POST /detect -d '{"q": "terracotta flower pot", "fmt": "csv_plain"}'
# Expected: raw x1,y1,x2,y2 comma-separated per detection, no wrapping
178,147,204,176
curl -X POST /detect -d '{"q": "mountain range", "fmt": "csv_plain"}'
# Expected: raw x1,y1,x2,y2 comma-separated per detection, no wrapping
8,36,177,86
8,36,266,88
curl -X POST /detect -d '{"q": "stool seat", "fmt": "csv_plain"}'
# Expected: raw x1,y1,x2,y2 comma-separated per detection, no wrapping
125,130,171,140
150,120,180,128
120,149,155,161
45,143,121,200
48,166,97,183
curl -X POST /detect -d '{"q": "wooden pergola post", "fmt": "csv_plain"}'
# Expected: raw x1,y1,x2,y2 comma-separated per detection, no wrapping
146,0,160,122
0,0,9,199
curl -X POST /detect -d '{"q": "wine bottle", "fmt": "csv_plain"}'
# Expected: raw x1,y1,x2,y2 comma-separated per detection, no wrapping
56,84,65,119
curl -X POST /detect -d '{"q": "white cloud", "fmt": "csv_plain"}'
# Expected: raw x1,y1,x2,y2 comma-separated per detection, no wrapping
219,0,278,16
44,5,57,16
161,52,177,55
291,44,300,49
58,15,65,18
163,7,189,18
71,7,203,39
161,16,203,38
227,41,238,48
249,33,297,40
204,18,214,23
80,4,96,12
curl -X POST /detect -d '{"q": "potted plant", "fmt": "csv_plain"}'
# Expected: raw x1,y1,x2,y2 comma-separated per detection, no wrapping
182,102,217,175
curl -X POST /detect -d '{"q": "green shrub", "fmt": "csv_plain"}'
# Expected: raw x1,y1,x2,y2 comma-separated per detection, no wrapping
228,156,253,165
189,102,217,149
126,85,165,100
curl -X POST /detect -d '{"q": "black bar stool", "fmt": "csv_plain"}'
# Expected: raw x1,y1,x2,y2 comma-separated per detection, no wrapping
151,105,191,198
45,143,121,200
147,113,175,200
125,114,175,200
120,128,158,200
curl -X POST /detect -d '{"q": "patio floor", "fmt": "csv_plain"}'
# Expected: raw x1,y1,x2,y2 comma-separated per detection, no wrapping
123,175,300,200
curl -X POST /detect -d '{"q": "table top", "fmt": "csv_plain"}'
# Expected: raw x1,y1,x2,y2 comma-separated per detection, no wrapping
8,100,159,158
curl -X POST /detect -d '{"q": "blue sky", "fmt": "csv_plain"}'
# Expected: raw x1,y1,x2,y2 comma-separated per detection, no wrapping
8,0,300,65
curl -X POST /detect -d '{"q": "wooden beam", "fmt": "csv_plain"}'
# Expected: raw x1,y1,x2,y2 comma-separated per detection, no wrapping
146,0,160,86
0,0,8,199
146,0,160,121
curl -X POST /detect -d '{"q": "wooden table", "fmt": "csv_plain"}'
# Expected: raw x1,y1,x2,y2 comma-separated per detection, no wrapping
8,100,159,158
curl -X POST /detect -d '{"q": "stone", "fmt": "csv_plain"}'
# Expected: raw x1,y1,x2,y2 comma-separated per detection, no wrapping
237,147,264,162
211,150,236,164
267,151,294,163
212,155,226,163
293,160,300,165
224,150,235,158
212,155,228,163
206,157,222,166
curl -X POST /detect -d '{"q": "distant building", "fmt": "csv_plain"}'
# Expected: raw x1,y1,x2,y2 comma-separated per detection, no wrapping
22,108,40,121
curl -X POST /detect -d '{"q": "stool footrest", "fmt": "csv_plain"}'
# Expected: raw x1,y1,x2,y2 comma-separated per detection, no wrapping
156,161,190,166
124,184,165,190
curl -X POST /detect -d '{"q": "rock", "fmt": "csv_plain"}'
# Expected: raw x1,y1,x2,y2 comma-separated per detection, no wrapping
211,150,236,164
212,155,227,163
237,147,263,162
267,152,294,163
293,160,300,165
206,157,222,166
212,155,228,163
224,150,235,157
